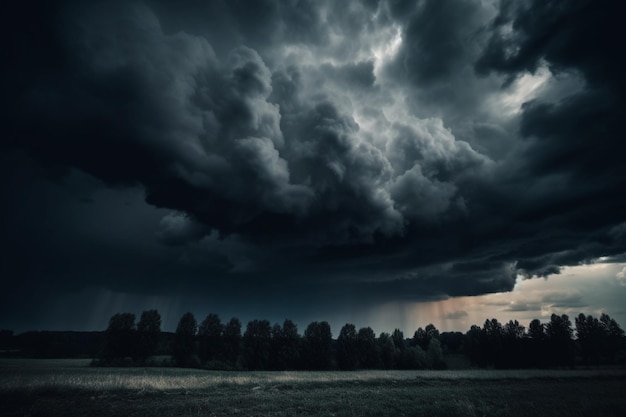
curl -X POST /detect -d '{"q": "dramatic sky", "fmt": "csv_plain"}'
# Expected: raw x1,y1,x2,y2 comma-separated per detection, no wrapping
2,0,625,335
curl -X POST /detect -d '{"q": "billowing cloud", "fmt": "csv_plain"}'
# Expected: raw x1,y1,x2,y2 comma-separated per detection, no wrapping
2,0,625,329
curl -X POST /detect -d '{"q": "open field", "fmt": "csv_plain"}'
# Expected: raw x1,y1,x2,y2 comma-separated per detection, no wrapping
1,359,625,416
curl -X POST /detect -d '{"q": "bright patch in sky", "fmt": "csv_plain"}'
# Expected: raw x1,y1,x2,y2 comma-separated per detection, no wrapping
498,66,551,115
360,262,626,334
372,26,402,78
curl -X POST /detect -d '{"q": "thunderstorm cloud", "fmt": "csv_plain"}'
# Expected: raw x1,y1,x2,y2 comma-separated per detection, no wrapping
1,0,625,329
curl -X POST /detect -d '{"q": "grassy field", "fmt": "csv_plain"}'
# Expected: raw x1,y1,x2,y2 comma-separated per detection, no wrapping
1,359,625,416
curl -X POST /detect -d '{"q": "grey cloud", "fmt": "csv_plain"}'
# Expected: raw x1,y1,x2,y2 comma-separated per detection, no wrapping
2,0,626,322
541,292,587,309
156,212,208,247
444,310,468,320
319,61,377,89
393,0,484,84
476,0,624,90
504,303,541,313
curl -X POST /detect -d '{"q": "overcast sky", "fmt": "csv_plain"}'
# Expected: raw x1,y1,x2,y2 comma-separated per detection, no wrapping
2,0,625,335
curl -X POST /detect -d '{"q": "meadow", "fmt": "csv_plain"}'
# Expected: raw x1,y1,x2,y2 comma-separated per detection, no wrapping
1,359,625,416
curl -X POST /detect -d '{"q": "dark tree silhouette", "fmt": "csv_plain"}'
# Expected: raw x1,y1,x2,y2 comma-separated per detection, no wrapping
243,319,272,370
392,329,405,352
425,324,440,341
501,320,525,368
303,321,333,370
440,332,464,353
270,320,301,370
413,324,440,351
546,313,574,367
337,323,358,370
134,309,161,363
222,317,241,366
103,312,135,361
394,331,428,370
426,337,445,369
92,309,624,371
526,318,547,367
599,313,625,363
173,312,198,367
503,320,525,339
482,318,504,367
391,328,408,368
357,327,378,369
413,327,428,350
401,345,428,369
198,313,223,364
377,332,395,369
528,319,545,340
465,324,484,366
575,313,603,365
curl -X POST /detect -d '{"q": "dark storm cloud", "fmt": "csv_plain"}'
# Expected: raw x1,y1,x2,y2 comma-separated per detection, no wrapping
389,0,484,84
2,0,626,326
476,0,625,89
473,0,626,279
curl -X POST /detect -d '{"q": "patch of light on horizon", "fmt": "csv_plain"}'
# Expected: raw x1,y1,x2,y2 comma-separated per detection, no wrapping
385,262,626,333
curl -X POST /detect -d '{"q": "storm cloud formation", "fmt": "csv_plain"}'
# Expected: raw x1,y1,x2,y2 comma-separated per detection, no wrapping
2,0,625,326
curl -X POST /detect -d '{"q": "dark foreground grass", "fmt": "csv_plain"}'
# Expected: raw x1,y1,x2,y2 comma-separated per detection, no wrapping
1,361,625,417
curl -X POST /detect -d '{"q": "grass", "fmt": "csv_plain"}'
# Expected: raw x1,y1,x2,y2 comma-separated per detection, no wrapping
1,359,625,416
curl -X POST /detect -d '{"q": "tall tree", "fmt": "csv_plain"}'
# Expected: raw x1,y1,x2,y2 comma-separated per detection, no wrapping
545,314,574,367
503,320,525,339
392,328,407,368
337,323,358,370
425,324,440,341
198,313,223,364
440,332,464,353
526,318,547,367
501,320,525,368
426,338,445,369
103,312,136,361
528,319,545,340
413,324,439,351
271,319,300,370
243,319,272,370
303,321,333,370
357,327,378,369
135,309,161,362
223,317,241,366
392,329,406,352
413,327,429,350
464,325,485,366
482,318,504,368
377,332,395,369
575,313,603,365
599,313,625,363
173,312,198,367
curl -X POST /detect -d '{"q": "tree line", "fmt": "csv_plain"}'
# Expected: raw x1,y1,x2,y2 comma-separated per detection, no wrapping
94,310,625,370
